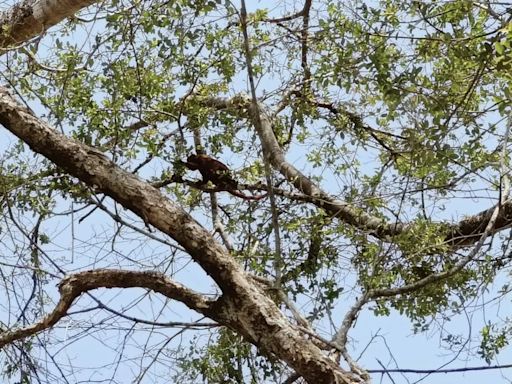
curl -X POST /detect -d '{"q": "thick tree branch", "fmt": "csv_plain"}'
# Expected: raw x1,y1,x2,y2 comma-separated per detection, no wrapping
199,95,403,237
445,202,512,247
0,87,362,384
197,94,512,250
0,0,98,50
0,269,213,348
1,0,507,254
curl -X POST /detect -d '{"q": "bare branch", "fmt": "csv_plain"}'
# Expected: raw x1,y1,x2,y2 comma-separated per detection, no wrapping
300,0,312,83
0,269,213,348
368,362,512,374
0,0,99,51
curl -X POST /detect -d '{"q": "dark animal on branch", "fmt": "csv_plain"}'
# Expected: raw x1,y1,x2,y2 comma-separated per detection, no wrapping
181,154,267,201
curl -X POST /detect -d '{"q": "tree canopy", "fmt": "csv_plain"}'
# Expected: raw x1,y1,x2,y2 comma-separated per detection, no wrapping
1,0,512,383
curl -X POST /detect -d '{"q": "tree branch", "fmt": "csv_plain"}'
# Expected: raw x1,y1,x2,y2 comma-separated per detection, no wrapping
0,0,99,50
0,269,213,348
197,94,512,251
0,86,362,384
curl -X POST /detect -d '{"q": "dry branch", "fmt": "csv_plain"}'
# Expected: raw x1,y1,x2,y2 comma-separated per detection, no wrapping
0,269,213,348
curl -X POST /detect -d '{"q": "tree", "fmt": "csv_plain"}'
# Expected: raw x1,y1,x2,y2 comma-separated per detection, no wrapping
1,0,512,383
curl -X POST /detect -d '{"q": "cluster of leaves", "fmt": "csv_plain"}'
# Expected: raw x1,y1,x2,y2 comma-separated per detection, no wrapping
3,0,512,381
176,329,284,383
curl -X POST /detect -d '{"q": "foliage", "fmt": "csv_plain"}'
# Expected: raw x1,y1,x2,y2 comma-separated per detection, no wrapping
2,0,512,382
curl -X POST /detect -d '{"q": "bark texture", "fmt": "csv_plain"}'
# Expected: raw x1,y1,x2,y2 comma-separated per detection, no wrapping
0,87,362,384
0,0,98,49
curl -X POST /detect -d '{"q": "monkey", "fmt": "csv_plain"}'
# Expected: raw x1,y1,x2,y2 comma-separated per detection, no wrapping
181,154,267,201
